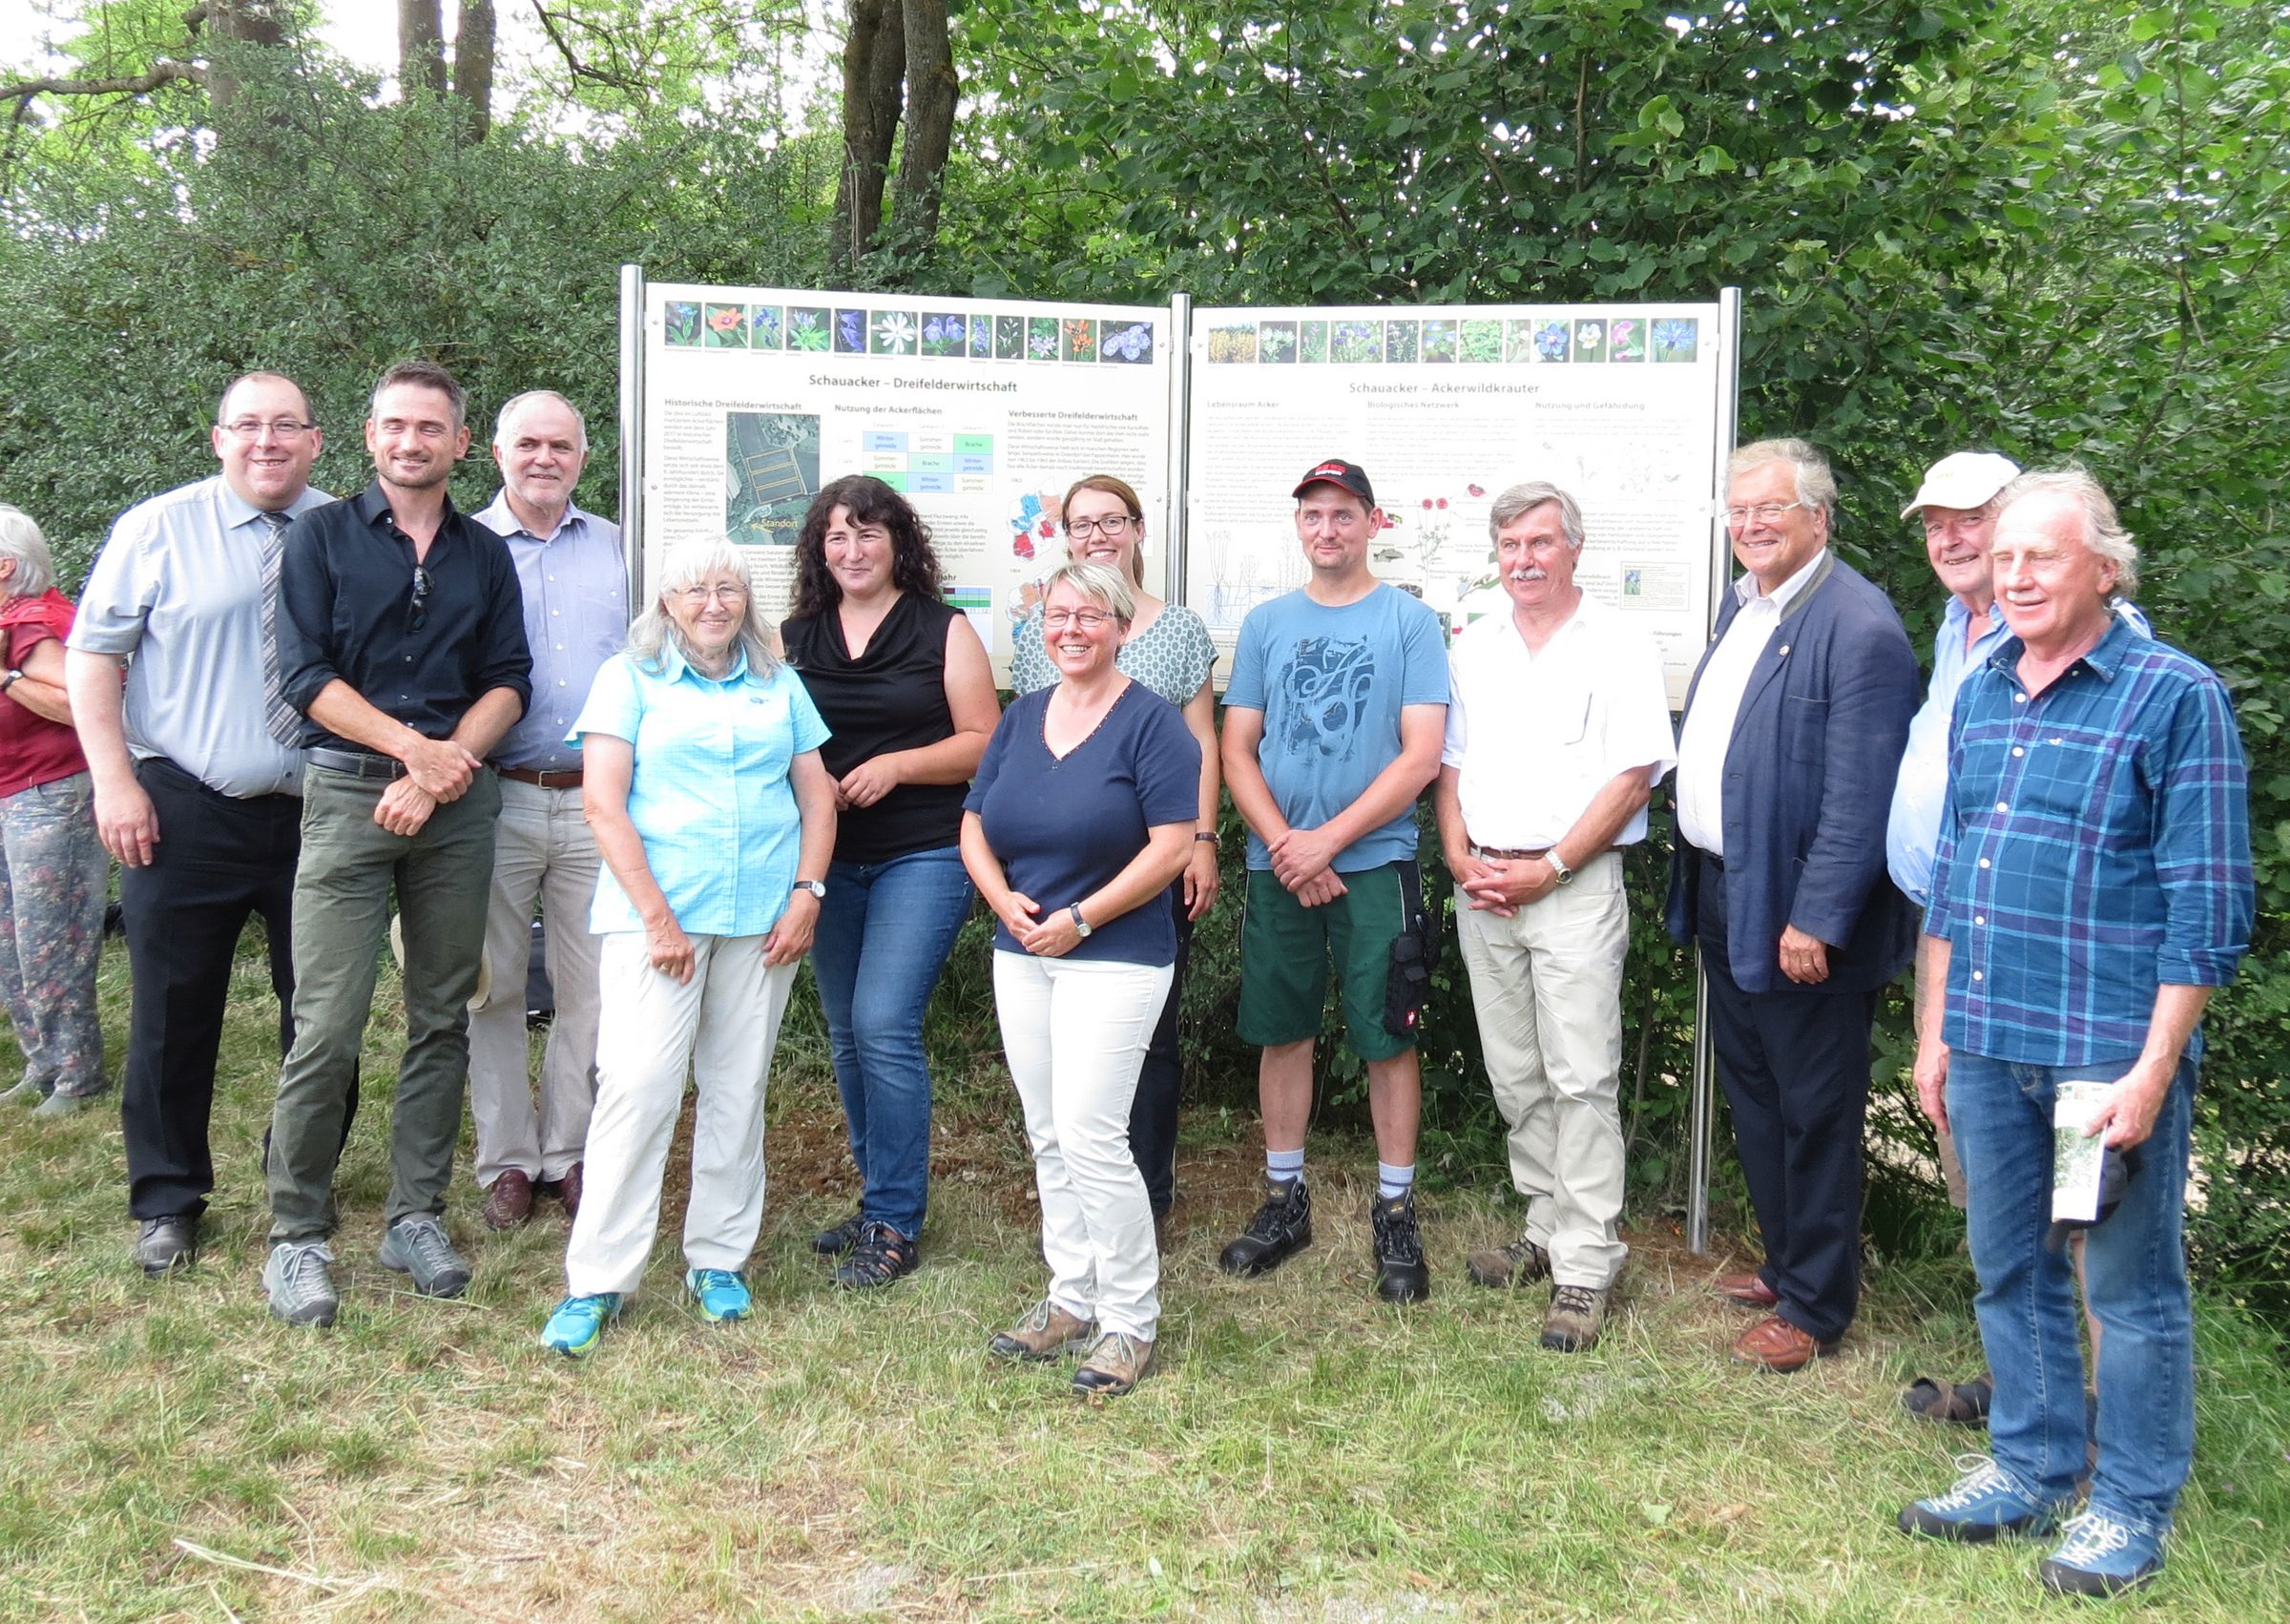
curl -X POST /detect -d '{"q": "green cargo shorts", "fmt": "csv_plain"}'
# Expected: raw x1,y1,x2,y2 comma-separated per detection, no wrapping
1236,861,1426,1063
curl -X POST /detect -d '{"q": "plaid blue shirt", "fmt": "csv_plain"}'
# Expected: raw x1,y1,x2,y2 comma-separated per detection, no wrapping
1926,616,2252,1065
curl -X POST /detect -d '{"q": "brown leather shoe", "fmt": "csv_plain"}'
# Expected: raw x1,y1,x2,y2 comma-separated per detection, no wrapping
1712,1271,1780,1309
556,1162,583,1221
1731,1314,1836,1372
481,1169,533,1231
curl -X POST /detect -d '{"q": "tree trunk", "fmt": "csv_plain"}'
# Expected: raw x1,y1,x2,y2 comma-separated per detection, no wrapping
832,0,906,278
890,0,955,254
399,0,448,98
207,0,287,115
453,0,495,141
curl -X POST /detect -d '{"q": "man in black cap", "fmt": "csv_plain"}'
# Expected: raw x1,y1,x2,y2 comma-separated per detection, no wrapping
1216,459,1450,1301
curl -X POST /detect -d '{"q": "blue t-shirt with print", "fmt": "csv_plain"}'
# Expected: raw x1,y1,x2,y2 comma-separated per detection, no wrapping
1223,582,1448,872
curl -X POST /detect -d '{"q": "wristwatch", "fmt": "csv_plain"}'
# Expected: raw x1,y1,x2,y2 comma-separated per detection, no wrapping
791,879,827,900
1547,850,1575,886
1069,905,1093,938
0,669,21,694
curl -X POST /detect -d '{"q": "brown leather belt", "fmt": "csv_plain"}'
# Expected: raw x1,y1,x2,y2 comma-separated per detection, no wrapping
499,767,584,788
1470,844,1626,862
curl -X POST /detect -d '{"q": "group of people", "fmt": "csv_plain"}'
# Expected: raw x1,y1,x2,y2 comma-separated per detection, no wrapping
0,364,2250,1593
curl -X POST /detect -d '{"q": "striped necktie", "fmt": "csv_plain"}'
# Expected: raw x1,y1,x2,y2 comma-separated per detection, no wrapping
259,510,302,746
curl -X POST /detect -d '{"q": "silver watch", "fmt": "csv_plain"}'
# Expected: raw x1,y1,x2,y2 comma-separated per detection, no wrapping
1547,851,1574,886
1069,905,1093,939
792,879,827,900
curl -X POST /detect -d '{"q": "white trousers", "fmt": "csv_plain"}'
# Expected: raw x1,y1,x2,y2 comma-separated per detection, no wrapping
1453,849,1631,1287
564,931,796,1298
468,779,604,1186
992,950,1173,1340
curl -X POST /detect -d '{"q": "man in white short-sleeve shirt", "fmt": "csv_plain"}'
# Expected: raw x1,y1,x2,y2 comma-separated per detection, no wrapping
1433,481,1676,1353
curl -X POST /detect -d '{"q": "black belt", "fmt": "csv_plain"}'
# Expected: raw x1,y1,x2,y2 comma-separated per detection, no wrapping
308,748,407,781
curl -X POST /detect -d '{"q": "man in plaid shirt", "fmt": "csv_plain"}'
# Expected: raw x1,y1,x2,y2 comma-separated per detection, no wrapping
1897,468,2253,1598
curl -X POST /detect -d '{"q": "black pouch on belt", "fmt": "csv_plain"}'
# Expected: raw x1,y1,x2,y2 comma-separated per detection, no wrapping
1382,860,1439,1039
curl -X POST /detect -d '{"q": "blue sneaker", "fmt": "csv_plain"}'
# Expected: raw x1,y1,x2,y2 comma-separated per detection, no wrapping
686,1268,752,1323
1898,1455,2070,1543
540,1293,621,1357
2040,1509,2165,1597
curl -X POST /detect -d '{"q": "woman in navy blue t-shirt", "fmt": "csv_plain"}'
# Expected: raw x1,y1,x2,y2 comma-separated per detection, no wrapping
961,561,1199,1399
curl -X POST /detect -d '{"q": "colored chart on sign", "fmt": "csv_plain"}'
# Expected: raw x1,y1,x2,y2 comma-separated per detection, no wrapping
862,429,996,494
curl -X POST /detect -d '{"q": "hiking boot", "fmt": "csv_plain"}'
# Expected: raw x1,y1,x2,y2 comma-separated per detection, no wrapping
135,1214,198,1277
540,1292,621,1358
989,1299,1096,1363
1370,1191,1430,1303
1541,1282,1609,1352
481,1170,534,1231
263,1239,339,1327
1467,1229,1551,1290
1217,1177,1312,1277
2040,1509,2165,1597
811,1208,864,1256
833,1220,919,1289
1899,1455,2071,1543
685,1268,753,1323
1072,1331,1155,1400
378,1214,472,1299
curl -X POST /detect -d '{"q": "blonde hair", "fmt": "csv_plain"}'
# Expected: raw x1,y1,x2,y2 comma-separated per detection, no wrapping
1038,559,1136,626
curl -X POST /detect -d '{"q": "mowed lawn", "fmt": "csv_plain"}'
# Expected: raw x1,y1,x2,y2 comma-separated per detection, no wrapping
1,937,2284,1623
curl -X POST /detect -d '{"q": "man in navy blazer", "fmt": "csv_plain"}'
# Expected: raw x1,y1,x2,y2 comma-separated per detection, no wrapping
1666,437,1918,1371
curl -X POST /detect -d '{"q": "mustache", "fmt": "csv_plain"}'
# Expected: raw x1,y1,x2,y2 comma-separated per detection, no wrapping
1509,568,1549,583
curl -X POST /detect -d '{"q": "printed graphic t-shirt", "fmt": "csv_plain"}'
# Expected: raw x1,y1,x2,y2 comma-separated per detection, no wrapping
1223,582,1448,872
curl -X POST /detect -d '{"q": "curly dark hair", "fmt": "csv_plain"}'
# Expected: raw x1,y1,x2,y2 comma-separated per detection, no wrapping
788,475,945,621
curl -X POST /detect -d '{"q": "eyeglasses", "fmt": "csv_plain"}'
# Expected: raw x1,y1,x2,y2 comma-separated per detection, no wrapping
1042,609,1114,632
1064,514,1135,540
408,565,431,632
1719,500,1807,528
220,418,316,440
675,583,748,606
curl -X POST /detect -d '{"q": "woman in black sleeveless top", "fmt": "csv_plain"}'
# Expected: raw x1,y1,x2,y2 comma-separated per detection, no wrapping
780,476,998,1287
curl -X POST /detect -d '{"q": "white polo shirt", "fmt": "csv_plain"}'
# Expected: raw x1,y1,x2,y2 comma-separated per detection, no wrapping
1441,593,1676,851
1674,550,1827,857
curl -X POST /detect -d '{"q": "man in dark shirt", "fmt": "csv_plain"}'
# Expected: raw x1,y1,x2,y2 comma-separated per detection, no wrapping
260,359,531,1327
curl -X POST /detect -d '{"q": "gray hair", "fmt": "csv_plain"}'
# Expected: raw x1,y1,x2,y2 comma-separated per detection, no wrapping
626,539,780,678
1487,482,1586,552
217,370,315,427
494,389,589,454
1728,437,1840,522
1038,559,1136,626
1997,467,2140,597
0,504,56,599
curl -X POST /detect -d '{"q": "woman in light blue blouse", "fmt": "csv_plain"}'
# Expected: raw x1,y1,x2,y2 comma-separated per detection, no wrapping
540,541,836,1357
1010,475,1219,1239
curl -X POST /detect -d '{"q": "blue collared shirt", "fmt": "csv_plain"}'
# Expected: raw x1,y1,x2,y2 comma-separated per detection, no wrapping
571,645,830,938
472,492,628,773
69,475,334,798
1888,596,2153,904
1925,616,2252,1066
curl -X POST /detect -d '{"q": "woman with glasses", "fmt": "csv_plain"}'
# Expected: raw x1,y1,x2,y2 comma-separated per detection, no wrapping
1009,476,1218,1243
964,561,1200,1398
539,542,834,1357
781,476,998,1289
0,505,106,1117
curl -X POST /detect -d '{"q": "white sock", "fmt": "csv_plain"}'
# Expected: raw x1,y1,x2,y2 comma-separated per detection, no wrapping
1266,1147,1304,1185
1377,1162,1415,1200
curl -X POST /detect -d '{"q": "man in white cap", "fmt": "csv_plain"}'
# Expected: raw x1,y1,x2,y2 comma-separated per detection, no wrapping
1885,449,2143,1426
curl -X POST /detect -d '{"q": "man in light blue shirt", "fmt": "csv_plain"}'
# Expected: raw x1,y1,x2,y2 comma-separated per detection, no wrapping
67,371,335,1278
466,390,627,1230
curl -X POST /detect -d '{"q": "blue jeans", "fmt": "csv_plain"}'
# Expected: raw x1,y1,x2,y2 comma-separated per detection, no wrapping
811,843,973,1239
1948,1048,2196,1531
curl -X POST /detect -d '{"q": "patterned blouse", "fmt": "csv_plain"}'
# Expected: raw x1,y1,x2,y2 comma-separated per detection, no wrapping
1010,599,1218,706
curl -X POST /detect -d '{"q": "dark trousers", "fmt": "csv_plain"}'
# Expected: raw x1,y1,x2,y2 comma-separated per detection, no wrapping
1695,849,1876,1343
119,759,302,1220
1128,889,1190,1218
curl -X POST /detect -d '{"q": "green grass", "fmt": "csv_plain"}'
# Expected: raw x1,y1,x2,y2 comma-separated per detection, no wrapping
0,940,2284,1621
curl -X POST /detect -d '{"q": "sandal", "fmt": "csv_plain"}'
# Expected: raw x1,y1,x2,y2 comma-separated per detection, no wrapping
1902,1373,1994,1426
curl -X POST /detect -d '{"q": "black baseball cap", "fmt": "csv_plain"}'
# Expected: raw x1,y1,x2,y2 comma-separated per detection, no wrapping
1292,458,1376,508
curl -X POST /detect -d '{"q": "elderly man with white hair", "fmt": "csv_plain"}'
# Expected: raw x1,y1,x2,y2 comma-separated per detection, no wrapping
1898,468,2252,1597
465,389,628,1231
1434,481,1675,1353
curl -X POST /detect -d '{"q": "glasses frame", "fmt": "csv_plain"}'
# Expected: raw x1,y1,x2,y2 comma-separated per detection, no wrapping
1719,499,1808,529
1063,513,1137,540
219,418,318,440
